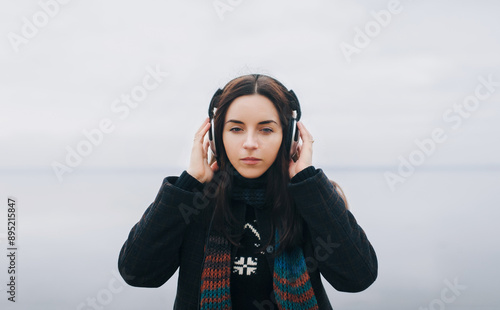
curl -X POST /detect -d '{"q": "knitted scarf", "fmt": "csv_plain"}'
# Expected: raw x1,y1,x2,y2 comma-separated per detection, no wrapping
200,169,318,309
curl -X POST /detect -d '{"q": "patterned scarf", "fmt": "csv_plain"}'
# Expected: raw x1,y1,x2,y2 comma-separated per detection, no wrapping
200,169,318,309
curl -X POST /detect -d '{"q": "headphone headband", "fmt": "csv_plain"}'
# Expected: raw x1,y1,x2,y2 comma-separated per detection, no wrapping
287,89,301,121
208,88,223,119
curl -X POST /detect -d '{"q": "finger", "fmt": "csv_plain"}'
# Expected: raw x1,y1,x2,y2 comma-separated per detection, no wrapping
296,122,313,164
194,120,210,144
197,117,210,132
203,139,209,158
210,161,219,172
194,117,209,136
201,117,211,136
297,121,313,143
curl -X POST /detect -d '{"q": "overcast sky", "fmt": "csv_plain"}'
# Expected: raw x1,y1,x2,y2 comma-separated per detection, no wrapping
1,0,499,176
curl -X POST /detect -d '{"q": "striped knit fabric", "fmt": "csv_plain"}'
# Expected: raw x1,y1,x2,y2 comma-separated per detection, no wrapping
273,229,319,310
200,232,232,309
200,228,318,309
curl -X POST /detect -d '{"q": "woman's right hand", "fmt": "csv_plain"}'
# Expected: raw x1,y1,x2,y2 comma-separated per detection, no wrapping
186,117,219,183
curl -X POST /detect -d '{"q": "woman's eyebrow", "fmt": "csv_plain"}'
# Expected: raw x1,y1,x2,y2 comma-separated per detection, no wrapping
225,119,278,125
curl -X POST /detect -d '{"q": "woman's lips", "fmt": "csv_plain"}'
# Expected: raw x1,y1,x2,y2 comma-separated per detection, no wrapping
241,158,261,165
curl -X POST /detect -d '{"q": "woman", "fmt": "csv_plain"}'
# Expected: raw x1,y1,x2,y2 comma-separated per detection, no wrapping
118,74,377,309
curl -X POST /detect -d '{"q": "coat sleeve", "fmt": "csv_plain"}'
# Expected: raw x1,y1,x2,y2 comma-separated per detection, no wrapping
289,166,378,292
117,170,204,287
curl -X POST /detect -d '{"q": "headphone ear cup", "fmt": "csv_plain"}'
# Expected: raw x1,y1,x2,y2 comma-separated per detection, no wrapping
209,117,217,157
288,90,301,121
290,120,299,161
286,117,299,160
208,88,222,158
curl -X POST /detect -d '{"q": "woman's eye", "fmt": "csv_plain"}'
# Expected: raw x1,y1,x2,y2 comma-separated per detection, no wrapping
228,127,273,133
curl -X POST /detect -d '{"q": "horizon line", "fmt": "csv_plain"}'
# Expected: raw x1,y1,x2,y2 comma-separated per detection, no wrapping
1,164,500,175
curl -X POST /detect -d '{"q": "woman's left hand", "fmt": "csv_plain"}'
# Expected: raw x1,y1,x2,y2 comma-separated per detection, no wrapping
289,121,314,179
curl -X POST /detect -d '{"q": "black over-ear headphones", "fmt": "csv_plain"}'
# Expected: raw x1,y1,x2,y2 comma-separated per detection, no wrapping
208,88,301,162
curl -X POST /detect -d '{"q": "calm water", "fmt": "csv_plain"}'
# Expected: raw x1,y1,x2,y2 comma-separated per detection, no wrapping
0,167,499,309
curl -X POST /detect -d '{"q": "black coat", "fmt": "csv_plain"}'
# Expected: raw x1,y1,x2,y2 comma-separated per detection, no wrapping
118,167,378,309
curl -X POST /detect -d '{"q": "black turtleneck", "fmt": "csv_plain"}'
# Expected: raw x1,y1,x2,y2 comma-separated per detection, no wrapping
230,169,278,309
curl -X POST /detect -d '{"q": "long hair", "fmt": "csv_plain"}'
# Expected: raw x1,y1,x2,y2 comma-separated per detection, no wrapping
205,74,348,255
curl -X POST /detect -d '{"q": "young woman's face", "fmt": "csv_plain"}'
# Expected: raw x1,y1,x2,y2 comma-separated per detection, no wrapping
223,94,283,179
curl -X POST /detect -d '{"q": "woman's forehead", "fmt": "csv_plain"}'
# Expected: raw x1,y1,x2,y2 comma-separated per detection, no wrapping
225,95,280,124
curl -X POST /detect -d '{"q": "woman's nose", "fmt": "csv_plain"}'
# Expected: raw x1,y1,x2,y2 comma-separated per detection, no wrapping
242,132,258,149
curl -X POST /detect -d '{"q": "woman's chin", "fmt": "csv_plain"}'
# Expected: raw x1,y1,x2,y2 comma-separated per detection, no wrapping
234,166,266,179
